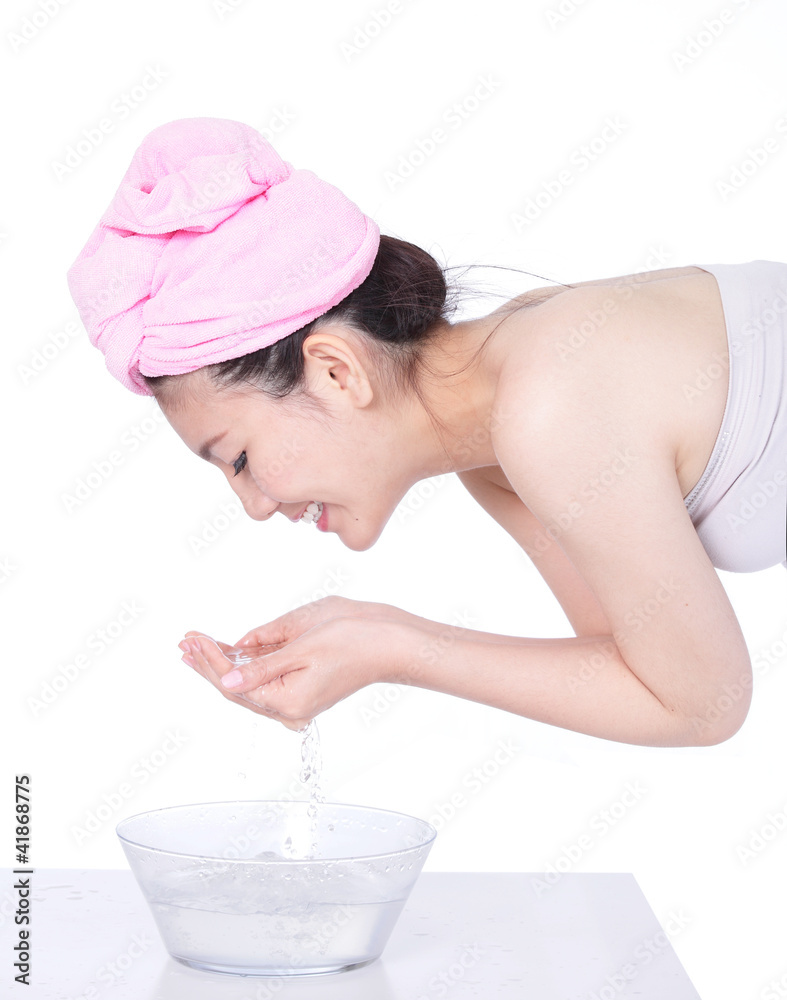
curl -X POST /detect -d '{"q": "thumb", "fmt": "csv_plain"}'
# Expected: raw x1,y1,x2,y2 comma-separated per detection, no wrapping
220,643,296,694
234,618,292,649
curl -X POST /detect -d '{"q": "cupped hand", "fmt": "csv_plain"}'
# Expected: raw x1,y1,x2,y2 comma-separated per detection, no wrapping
179,597,414,731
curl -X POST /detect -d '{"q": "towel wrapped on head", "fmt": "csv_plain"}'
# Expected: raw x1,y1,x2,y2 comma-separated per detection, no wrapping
66,116,380,396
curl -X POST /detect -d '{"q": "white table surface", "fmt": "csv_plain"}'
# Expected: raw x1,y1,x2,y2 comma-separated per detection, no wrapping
2,868,701,999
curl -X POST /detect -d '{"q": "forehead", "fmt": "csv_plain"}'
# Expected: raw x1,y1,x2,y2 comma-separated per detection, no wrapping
157,373,252,447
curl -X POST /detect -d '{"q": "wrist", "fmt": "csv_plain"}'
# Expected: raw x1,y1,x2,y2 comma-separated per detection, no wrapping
371,618,444,687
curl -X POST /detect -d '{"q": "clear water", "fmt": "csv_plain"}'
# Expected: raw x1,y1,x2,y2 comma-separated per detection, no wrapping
148,854,407,973
150,890,405,974
298,719,325,859
145,672,409,973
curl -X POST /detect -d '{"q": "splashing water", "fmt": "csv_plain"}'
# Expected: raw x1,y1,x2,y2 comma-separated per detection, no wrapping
226,647,326,858
298,720,325,858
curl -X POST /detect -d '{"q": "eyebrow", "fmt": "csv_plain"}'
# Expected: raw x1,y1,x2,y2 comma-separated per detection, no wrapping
197,430,228,462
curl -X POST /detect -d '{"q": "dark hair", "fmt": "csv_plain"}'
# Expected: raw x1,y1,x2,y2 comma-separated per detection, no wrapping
142,235,575,432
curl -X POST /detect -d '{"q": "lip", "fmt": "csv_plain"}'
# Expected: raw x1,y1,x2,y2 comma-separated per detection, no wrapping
289,504,310,522
317,503,328,531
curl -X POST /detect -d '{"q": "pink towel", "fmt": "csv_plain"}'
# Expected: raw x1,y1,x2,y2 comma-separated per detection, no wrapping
66,117,380,395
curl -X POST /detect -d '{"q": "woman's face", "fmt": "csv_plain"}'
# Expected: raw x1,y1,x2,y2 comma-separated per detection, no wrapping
157,328,431,551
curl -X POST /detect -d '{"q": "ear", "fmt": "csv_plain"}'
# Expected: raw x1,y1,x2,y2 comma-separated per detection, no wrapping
301,328,374,407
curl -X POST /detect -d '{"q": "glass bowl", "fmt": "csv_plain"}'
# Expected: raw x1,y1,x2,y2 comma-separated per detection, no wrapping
116,800,436,977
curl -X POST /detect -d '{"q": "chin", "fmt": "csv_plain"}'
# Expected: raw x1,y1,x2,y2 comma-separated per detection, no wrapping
338,518,387,552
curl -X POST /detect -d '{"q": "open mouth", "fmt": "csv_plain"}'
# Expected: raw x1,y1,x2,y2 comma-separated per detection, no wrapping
299,501,323,524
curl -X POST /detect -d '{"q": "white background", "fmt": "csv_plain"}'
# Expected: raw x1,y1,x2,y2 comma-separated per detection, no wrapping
4,0,787,997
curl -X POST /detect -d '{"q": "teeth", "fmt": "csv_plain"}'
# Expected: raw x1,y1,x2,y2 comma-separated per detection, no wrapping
299,501,323,524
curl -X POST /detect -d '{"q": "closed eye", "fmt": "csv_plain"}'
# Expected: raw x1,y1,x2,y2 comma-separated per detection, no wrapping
232,452,247,477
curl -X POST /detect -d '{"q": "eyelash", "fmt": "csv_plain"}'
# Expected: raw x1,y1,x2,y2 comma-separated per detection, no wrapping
232,451,247,477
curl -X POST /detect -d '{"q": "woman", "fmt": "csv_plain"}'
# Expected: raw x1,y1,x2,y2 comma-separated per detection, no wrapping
67,116,787,748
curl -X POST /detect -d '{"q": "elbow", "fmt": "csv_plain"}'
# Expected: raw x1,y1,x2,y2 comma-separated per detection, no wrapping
679,696,752,748
687,719,745,747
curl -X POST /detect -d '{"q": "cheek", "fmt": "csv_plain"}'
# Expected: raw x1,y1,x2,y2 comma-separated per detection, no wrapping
253,443,309,493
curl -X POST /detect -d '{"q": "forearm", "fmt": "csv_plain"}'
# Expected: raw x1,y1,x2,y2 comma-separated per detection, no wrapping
388,626,707,748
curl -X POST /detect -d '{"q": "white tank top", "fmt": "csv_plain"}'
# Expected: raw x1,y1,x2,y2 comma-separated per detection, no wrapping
683,260,787,573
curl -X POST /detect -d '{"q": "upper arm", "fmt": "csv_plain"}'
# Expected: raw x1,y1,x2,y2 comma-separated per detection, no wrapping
493,391,753,741
457,469,615,638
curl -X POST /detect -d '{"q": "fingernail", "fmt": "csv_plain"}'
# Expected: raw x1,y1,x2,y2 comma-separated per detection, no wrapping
222,670,243,689
193,639,203,653
182,655,195,667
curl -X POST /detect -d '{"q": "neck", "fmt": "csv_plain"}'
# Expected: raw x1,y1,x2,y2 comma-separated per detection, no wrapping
397,309,517,481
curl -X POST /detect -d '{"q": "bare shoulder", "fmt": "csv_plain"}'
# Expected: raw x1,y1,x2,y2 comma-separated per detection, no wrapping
489,265,726,494
485,274,751,716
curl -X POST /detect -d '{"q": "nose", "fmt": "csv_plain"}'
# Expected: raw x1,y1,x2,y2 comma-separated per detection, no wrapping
248,497,281,521
231,485,280,522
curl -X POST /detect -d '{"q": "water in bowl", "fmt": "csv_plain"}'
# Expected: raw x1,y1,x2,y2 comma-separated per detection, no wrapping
148,858,407,975
147,660,404,974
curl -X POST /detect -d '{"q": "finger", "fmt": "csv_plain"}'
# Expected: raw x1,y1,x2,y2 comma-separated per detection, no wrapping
187,639,287,711
233,616,295,649
279,716,313,732
183,632,239,653
232,599,340,649
219,646,299,695
186,635,239,679
187,644,284,718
